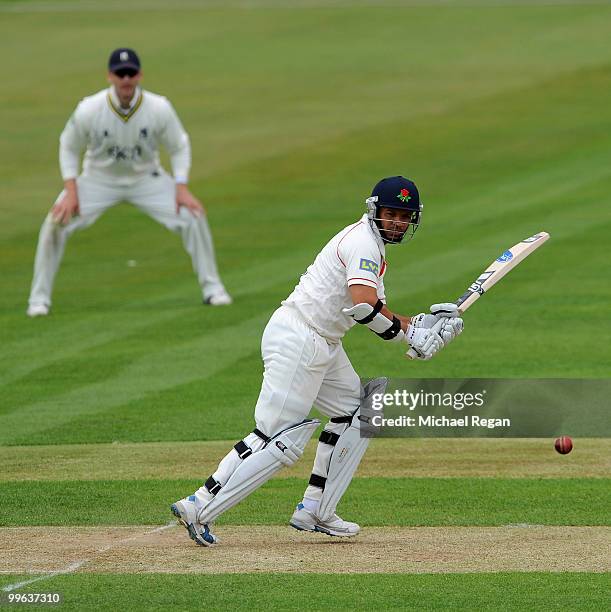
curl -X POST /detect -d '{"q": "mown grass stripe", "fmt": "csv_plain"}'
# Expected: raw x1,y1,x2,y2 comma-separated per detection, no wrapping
0,572,608,611
1,439,608,481
0,245,312,389
0,478,607,527
0,309,272,443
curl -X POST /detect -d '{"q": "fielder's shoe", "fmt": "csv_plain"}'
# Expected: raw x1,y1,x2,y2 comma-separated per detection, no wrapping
26,304,49,317
204,291,233,306
171,496,218,547
289,503,360,537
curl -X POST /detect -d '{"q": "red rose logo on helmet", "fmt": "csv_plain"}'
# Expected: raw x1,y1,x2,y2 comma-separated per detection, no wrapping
397,189,411,203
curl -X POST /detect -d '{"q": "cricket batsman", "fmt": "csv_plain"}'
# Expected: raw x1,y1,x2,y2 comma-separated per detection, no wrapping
172,176,464,545
26,48,231,317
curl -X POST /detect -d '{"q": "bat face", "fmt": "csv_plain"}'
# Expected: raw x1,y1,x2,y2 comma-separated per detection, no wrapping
406,231,549,359
455,232,550,314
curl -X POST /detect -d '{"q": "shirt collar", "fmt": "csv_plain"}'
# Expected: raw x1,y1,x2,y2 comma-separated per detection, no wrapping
109,85,141,114
361,213,386,255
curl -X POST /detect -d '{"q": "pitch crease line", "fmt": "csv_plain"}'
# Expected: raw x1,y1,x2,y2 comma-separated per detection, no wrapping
1,523,175,593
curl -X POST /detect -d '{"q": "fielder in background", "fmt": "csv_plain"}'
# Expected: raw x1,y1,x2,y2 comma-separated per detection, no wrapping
27,48,232,317
172,176,464,546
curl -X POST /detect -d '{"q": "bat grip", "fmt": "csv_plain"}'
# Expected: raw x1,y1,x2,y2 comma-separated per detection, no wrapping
406,318,444,360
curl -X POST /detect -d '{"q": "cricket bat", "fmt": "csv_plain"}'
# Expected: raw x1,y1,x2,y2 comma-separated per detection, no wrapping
406,231,550,359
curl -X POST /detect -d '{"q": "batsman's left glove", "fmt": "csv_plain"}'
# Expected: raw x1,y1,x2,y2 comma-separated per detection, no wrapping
405,325,444,360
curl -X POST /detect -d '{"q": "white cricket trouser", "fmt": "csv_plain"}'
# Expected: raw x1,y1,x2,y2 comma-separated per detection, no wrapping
254,305,361,434
193,305,362,509
28,171,226,307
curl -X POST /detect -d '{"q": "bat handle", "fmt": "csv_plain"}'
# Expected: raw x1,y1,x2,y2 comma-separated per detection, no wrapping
406,347,419,359
406,318,444,360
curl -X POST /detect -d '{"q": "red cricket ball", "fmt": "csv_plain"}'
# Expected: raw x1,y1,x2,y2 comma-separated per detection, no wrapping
554,436,573,454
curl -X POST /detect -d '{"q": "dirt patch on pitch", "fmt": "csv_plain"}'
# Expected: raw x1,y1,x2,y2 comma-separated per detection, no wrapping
1,525,609,575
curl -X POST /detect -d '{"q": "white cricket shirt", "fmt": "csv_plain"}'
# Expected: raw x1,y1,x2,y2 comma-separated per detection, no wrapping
283,214,387,342
59,86,191,185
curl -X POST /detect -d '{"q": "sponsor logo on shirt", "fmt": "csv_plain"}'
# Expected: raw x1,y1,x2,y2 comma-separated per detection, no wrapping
107,144,142,161
359,258,379,275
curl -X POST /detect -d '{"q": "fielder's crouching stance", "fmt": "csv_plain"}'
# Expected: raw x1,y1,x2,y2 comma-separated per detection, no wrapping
27,48,231,317
172,176,464,546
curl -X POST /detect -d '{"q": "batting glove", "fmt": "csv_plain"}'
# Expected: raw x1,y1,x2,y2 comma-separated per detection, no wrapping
406,324,443,361
430,302,460,318
431,303,464,345
412,303,464,346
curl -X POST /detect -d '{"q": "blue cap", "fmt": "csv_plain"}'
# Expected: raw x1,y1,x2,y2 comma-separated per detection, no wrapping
108,48,140,72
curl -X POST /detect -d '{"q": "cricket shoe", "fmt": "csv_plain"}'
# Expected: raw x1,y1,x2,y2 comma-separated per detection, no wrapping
26,304,49,317
289,503,360,537
171,496,218,547
204,291,233,306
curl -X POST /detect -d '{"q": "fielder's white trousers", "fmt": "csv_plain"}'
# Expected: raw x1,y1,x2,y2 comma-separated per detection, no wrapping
194,305,362,509
28,171,226,308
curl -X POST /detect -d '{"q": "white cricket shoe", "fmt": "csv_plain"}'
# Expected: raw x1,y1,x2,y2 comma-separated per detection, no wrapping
27,304,49,317
171,496,218,547
289,503,360,537
204,291,233,306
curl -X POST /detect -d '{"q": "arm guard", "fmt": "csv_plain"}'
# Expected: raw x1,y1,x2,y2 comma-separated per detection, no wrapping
343,300,405,342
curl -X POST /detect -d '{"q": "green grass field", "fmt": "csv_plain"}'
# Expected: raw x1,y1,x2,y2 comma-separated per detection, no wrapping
1,1,609,609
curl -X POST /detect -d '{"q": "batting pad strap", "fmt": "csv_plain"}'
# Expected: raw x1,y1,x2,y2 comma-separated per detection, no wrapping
253,428,270,443
234,440,253,459
309,473,327,489
205,476,222,496
330,414,352,424
319,430,340,446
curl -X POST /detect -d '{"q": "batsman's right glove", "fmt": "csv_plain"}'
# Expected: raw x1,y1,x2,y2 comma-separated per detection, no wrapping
411,302,464,346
